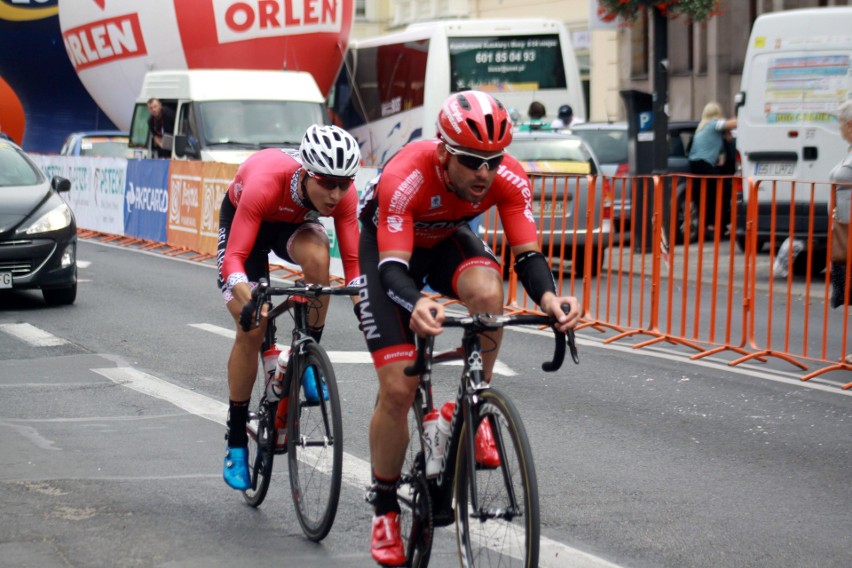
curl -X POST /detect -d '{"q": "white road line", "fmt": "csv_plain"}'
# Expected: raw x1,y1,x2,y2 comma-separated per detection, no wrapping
94,365,621,568
77,260,91,268
189,323,518,376
0,323,68,346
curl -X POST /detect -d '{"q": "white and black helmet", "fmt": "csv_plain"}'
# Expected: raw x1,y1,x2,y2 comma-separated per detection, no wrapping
299,125,360,178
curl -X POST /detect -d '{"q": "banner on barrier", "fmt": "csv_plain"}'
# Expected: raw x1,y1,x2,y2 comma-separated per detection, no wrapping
198,162,238,255
125,159,170,242
167,161,203,250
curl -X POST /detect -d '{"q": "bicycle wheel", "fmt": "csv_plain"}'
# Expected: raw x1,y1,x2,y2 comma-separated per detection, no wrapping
243,365,275,507
454,387,540,567
397,401,434,567
287,341,343,541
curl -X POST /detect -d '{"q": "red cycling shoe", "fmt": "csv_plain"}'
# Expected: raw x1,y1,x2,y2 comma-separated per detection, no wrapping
370,511,405,566
475,419,501,468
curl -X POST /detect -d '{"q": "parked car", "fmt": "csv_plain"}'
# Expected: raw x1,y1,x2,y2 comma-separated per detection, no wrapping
0,139,77,305
60,130,130,157
480,131,612,277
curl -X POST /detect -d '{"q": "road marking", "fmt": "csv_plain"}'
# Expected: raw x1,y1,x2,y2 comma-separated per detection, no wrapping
0,323,68,346
77,260,91,268
188,323,517,376
94,365,620,568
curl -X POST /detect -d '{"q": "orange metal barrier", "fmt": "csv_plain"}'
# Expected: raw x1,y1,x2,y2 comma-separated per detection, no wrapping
485,171,852,390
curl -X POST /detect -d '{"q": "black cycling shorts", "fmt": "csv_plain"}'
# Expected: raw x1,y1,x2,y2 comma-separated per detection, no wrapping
358,223,498,368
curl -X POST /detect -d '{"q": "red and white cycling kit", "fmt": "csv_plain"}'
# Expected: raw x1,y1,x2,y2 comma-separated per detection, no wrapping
217,148,360,301
357,139,538,367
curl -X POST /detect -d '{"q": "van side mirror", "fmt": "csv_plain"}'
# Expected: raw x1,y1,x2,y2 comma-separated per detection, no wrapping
174,134,200,159
734,92,745,113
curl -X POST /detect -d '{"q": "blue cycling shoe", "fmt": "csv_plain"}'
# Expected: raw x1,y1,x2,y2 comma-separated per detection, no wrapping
223,446,250,490
302,365,328,402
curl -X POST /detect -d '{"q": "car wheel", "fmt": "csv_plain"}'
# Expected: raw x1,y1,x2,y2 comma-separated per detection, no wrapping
43,282,77,306
675,189,702,245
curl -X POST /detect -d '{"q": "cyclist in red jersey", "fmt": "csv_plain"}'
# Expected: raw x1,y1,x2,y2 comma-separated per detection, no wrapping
218,125,361,490
356,91,582,565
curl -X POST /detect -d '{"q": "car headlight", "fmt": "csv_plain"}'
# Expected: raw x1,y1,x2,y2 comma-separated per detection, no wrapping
23,202,73,234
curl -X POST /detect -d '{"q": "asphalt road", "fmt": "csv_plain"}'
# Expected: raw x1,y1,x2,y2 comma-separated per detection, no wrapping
0,239,849,568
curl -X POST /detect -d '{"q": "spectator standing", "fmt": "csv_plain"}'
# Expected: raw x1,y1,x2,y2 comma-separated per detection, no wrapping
518,100,548,131
829,100,852,308
688,101,737,235
147,98,176,158
550,104,573,130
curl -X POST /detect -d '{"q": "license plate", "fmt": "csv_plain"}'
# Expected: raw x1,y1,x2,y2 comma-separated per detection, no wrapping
0,272,11,289
534,201,563,214
755,162,795,176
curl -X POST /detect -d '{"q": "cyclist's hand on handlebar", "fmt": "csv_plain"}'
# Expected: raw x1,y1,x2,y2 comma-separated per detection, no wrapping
541,294,582,332
239,299,258,332
410,297,445,337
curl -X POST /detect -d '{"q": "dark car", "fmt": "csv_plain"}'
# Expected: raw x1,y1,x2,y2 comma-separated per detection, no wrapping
572,120,737,244
60,130,130,157
0,139,77,305
479,131,612,277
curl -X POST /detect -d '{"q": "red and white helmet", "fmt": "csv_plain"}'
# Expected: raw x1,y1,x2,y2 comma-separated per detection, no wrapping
436,90,513,153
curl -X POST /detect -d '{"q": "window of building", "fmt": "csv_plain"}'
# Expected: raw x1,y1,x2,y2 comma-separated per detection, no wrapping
629,10,649,78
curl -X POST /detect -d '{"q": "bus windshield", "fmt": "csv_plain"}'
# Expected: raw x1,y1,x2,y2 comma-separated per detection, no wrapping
449,34,567,92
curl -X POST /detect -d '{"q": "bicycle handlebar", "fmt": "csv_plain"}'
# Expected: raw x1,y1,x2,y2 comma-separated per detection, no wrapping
242,277,360,331
404,304,579,377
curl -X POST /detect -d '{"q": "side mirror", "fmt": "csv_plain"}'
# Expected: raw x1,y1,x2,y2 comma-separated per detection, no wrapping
51,176,71,193
174,134,201,159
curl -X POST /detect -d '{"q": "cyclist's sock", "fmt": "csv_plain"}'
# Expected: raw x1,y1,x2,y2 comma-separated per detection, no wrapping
369,473,401,516
227,399,250,448
308,325,324,343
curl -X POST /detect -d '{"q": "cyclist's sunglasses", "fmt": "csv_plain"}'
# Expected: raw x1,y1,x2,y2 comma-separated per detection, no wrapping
445,145,504,171
308,171,354,190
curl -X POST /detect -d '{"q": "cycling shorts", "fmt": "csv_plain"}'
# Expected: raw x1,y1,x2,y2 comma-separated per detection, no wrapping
216,194,325,302
358,223,498,368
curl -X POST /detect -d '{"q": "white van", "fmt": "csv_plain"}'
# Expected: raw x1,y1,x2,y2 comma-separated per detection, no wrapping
735,7,852,256
128,69,327,164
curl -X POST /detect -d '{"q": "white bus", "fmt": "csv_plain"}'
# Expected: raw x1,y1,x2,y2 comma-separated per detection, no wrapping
329,19,586,167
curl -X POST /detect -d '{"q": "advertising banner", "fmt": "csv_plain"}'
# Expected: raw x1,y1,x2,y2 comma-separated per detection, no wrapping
125,159,170,242
198,161,238,255
167,160,203,250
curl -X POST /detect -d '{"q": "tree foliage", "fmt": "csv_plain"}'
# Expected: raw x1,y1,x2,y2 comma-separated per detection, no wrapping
597,0,724,23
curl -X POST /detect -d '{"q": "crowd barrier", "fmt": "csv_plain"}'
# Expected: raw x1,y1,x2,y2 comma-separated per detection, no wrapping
32,155,851,389
486,171,852,390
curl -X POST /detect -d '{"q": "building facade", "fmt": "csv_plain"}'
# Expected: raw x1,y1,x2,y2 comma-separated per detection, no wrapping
350,0,851,122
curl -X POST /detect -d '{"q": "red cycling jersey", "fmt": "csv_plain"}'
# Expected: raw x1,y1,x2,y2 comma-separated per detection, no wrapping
222,148,360,285
359,140,538,254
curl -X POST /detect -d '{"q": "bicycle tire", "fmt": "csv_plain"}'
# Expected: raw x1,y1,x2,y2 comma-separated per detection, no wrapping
398,402,434,567
454,387,540,567
287,341,343,541
243,366,275,507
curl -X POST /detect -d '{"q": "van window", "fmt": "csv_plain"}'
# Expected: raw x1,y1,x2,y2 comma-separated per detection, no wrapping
198,100,325,146
129,103,151,148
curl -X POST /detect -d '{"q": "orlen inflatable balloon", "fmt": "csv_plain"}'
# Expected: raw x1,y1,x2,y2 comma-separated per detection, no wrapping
59,0,353,130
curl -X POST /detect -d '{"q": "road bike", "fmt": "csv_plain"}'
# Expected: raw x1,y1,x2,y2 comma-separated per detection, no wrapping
241,277,358,542
392,307,579,566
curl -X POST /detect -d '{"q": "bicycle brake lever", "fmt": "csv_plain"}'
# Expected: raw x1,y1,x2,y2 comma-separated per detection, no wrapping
567,329,580,364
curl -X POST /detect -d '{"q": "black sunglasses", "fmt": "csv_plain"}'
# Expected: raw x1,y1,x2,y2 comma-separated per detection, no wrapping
310,173,353,190
445,145,504,171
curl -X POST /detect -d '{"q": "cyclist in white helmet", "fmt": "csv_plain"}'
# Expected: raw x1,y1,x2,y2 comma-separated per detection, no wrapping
217,124,361,490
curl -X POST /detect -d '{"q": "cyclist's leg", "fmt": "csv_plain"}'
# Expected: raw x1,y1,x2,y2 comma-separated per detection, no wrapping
426,225,505,378
276,220,330,341
360,226,418,565
217,199,273,489
427,226,505,466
